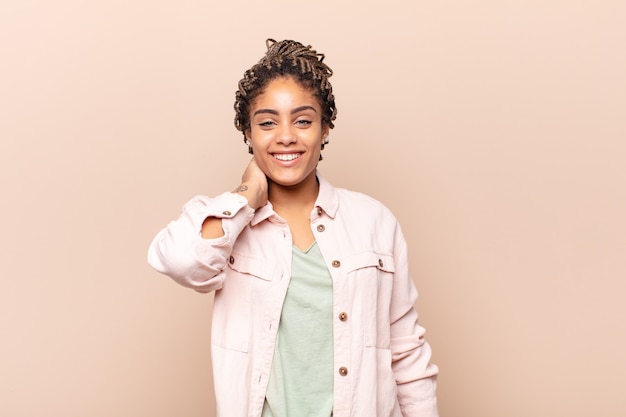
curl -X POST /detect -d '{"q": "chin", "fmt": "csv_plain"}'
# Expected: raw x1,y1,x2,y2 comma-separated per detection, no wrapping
269,177,304,188
268,171,316,188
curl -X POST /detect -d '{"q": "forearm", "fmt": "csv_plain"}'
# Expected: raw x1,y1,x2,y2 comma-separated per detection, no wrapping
393,325,439,416
391,227,439,415
148,193,254,291
200,182,264,239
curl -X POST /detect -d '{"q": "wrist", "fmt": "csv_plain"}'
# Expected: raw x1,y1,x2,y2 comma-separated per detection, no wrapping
233,182,263,210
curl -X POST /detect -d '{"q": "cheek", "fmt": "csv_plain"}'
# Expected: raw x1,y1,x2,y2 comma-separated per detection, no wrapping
248,129,271,146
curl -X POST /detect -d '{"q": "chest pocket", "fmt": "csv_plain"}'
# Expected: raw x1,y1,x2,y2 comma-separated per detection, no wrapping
342,251,395,275
226,252,275,281
342,251,395,349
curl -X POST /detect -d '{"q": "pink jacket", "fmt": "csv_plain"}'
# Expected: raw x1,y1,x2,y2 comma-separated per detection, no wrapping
148,173,439,417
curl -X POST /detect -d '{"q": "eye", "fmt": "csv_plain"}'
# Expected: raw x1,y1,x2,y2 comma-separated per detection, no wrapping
295,119,312,127
257,120,276,128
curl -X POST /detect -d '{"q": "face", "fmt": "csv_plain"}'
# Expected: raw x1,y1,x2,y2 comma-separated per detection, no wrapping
246,76,329,190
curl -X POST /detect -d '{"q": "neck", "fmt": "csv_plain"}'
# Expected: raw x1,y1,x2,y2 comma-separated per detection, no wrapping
268,171,319,216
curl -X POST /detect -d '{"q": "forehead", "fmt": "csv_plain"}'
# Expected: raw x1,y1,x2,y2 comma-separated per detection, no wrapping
251,76,320,110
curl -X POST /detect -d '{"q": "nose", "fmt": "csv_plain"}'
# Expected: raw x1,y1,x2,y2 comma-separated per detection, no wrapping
276,122,296,145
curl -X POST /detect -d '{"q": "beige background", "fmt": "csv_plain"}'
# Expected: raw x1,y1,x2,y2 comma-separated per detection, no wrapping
1,1,625,416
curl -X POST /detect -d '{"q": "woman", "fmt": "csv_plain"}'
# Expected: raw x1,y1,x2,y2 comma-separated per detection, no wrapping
148,39,439,417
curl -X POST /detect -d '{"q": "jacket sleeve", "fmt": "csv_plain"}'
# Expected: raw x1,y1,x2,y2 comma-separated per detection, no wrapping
390,223,440,417
147,192,255,293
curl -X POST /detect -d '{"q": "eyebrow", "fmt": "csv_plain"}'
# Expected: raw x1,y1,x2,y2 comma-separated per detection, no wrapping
253,105,318,116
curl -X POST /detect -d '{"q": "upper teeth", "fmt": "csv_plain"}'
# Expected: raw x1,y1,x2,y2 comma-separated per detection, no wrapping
274,153,300,161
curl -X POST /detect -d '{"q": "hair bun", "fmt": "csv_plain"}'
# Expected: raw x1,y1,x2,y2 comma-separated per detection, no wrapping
264,38,326,65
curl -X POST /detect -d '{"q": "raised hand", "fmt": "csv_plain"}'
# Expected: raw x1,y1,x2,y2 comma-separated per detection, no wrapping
235,157,269,210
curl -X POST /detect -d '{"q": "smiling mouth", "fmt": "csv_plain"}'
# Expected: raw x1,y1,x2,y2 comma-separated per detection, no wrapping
272,153,302,161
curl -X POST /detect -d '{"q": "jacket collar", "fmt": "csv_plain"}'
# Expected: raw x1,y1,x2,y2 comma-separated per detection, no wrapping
314,171,339,219
250,170,339,226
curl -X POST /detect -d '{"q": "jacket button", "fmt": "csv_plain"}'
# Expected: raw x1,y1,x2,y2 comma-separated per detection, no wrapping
339,367,348,376
332,260,341,268
229,256,235,264
317,224,325,232
378,259,384,268
338,312,348,321
222,210,232,216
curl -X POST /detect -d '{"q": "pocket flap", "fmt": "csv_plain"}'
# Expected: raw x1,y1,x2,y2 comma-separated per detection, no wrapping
342,251,395,274
226,253,275,281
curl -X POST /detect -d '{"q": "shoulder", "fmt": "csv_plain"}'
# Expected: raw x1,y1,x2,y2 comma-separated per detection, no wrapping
326,186,407,253
335,187,398,223
316,173,399,226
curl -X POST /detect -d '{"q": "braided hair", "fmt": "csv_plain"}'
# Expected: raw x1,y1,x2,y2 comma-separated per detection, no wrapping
234,39,337,143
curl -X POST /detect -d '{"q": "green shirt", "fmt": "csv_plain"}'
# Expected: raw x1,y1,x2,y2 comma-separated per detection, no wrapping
262,242,334,417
